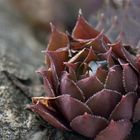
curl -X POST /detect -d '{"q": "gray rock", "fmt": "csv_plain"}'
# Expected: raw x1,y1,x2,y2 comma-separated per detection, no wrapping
0,0,44,70
0,0,45,97
0,71,37,140
0,1,44,138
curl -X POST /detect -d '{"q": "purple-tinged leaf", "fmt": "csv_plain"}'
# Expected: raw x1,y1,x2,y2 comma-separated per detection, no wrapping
47,23,68,51
49,61,60,95
77,76,104,99
41,76,55,97
60,72,85,101
70,113,108,138
122,63,138,92
67,34,88,50
83,47,97,64
95,66,108,84
72,11,99,40
27,102,70,131
45,24,68,66
109,41,126,59
72,11,110,44
72,30,108,53
110,41,138,72
63,62,78,81
46,50,68,77
99,48,115,68
121,46,138,73
133,98,140,122
110,92,137,121
87,31,108,53
55,95,92,122
105,65,124,93
86,89,121,118
95,120,132,140
36,67,55,97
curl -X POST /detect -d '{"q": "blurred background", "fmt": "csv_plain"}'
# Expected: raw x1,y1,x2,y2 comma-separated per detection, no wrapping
0,0,140,70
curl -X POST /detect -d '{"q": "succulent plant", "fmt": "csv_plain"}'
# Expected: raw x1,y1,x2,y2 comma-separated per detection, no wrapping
27,11,140,139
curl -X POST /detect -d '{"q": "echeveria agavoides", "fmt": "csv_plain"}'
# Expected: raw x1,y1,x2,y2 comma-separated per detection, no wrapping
27,11,140,139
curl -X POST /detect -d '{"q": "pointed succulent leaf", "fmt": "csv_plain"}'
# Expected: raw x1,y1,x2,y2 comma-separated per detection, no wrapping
45,24,68,66
109,41,126,59
99,48,115,68
46,50,68,77
47,23,68,51
110,92,137,121
27,102,70,131
71,30,108,54
95,120,132,140
110,41,138,72
121,45,138,72
63,62,78,81
49,60,60,95
67,34,88,50
105,65,124,93
36,67,55,97
85,31,107,53
86,89,121,118
72,12,110,44
95,66,108,84
87,31,107,53
77,76,104,99
72,12,99,39
83,47,97,64
55,95,92,122
70,113,108,138
60,72,85,101
37,67,53,85
122,63,138,92
42,78,55,97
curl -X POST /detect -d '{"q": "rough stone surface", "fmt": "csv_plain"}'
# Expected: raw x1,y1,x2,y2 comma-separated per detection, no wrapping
0,0,44,68
0,71,37,140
